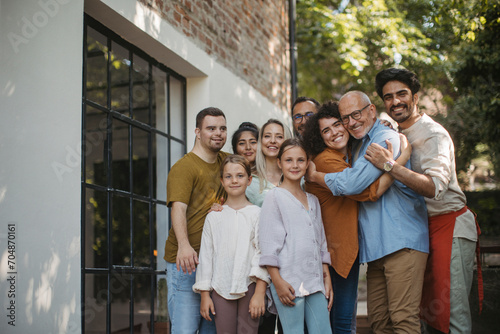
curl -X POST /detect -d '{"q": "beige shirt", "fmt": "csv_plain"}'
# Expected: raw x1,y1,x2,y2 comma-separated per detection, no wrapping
402,114,476,241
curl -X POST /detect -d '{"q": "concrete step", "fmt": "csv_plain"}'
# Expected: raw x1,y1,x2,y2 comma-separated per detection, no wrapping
356,315,372,334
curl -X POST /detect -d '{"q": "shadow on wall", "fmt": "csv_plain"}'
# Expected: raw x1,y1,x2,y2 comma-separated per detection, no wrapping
0,233,80,333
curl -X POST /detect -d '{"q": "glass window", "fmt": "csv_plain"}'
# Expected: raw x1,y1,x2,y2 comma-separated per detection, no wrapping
82,15,186,333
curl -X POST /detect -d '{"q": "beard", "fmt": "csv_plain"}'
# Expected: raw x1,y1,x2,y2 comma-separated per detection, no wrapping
390,103,413,123
208,137,225,152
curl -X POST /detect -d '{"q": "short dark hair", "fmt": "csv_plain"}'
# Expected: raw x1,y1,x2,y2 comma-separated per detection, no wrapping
196,107,226,128
291,96,320,115
303,100,348,157
231,122,259,154
375,68,421,99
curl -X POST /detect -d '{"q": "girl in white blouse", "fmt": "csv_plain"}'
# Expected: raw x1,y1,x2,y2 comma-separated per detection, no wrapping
193,155,269,334
259,138,333,334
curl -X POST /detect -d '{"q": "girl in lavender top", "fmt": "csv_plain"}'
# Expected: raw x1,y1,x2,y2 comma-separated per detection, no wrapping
259,138,333,334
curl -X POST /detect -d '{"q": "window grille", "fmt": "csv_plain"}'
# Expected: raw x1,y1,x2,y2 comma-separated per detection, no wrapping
82,15,186,333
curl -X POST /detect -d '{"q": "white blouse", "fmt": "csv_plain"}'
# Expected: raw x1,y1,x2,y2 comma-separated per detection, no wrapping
193,204,270,300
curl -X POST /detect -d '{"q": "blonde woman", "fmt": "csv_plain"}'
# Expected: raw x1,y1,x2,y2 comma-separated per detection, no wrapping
245,119,292,207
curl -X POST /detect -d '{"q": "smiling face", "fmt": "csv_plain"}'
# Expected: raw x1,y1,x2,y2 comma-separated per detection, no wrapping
235,131,258,163
318,116,349,155
292,101,318,136
195,115,227,152
339,93,376,140
382,80,420,128
221,162,252,198
261,123,285,158
278,146,309,182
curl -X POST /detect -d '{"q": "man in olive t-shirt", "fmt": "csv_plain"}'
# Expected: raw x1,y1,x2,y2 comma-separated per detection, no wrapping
164,107,228,334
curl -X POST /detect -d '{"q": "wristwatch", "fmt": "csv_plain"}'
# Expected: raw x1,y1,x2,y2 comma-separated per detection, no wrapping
383,160,395,172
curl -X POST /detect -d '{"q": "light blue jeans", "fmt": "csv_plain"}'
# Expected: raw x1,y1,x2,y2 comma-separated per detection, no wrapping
270,283,332,334
166,262,216,334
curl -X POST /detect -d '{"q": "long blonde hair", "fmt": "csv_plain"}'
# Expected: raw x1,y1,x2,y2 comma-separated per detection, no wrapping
254,119,292,192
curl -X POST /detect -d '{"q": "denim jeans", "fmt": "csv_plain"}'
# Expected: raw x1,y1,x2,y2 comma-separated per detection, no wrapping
270,284,332,334
166,262,216,334
330,257,359,333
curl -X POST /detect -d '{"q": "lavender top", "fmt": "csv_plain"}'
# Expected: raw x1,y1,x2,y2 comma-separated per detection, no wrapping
259,187,331,297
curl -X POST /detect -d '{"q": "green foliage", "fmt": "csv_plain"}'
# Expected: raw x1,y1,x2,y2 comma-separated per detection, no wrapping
296,0,439,102
464,191,500,236
296,0,500,180
444,1,500,177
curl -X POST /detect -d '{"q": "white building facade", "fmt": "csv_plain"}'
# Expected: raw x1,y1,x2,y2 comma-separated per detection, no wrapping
0,0,292,333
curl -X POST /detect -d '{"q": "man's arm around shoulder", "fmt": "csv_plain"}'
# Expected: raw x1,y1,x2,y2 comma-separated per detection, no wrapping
365,141,435,198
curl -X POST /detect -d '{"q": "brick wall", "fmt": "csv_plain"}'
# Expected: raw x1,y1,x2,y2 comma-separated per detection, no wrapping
140,0,291,110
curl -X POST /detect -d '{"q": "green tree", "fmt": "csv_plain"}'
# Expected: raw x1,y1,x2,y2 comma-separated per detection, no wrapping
296,0,500,184
438,1,500,179
296,0,440,103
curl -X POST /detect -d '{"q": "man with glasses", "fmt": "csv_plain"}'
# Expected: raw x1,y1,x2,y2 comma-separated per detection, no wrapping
307,90,429,333
291,96,320,137
365,68,479,334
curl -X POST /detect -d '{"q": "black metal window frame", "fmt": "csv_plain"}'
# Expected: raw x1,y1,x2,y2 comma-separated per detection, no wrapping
81,14,186,333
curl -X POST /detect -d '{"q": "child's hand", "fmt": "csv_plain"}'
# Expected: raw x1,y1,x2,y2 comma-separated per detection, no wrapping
249,293,265,319
323,265,334,311
274,278,296,307
305,160,317,183
200,291,215,321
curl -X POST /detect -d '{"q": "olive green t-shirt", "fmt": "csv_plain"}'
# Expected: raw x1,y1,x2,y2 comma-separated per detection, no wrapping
163,151,229,263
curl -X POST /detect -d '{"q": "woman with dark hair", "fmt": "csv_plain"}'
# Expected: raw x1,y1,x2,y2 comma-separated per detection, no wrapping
231,122,259,171
302,101,411,334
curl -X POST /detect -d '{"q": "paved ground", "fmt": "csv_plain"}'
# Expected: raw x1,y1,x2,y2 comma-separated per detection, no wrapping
357,264,368,316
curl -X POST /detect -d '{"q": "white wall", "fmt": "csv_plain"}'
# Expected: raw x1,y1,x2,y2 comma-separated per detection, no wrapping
0,0,290,333
0,0,85,333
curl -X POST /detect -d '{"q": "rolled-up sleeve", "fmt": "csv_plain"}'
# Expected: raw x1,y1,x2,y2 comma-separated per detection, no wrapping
259,191,286,268
419,133,453,200
325,130,399,196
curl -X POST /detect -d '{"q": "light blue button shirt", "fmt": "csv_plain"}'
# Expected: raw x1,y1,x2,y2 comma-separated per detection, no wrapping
325,121,429,263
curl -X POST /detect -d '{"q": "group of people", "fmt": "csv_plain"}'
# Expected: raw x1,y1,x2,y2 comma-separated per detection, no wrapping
163,68,480,334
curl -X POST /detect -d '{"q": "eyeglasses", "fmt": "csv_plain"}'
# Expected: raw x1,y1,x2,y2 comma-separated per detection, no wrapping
340,104,370,125
292,112,315,124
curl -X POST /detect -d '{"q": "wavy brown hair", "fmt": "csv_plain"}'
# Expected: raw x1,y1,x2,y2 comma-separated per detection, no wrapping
302,100,351,157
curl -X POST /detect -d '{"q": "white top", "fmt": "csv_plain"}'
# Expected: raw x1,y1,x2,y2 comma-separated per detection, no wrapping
259,187,331,297
402,114,477,241
245,174,276,207
193,204,270,300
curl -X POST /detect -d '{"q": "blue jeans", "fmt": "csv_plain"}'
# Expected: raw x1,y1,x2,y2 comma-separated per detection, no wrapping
166,262,216,334
270,284,332,334
330,257,359,333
